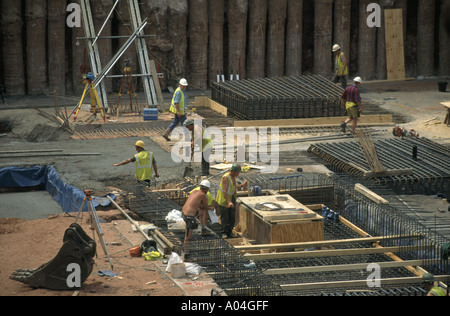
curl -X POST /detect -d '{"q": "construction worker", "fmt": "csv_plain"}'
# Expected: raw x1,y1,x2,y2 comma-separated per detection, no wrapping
421,273,447,296
162,78,189,141
182,180,212,259
113,140,159,186
340,77,363,134
215,164,248,238
183,119,213,176
332,44,349,89
190,180,214,210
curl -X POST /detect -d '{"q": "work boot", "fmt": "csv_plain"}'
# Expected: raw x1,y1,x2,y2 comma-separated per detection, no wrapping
162,129,171,141
340,122,347,133
201,227,213,237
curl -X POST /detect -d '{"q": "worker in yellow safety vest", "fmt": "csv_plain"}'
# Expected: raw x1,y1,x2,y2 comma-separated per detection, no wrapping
215,164,248,238
183,119,213,176
162,78,189,141
332,44,349,89
422,273,448,296
113,140,159,187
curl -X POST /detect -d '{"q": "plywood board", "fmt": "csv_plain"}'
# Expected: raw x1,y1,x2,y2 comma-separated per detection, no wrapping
193,96,228,116
238,195,322,221
385,9,406,80
270,221,324,244
237,203,324,244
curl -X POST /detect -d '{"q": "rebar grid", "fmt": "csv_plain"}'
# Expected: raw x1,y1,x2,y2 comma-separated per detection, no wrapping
211,75,345,120
319,286,429,296
308,137,450,197
126,173,449,296
330,174,450,276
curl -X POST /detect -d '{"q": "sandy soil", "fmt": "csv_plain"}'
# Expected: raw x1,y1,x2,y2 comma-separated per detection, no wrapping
0,79,449,296
0,215,185,296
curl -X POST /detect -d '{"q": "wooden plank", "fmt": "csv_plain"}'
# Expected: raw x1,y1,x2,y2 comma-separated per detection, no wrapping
235,234,425,252
271,221,324,244
233,115,393,128
354,183,389,204
149,60,166,112
281,275,450,292
385,9,406,81
244,245,433,260
363,78,414,84
193,96,228,116
443,102,450,126
265,259,440,275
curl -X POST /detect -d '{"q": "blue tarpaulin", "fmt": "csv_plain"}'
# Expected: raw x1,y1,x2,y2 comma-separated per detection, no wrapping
0,166,115,213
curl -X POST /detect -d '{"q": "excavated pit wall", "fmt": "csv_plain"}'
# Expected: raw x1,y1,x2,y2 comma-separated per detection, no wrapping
1,0,450,97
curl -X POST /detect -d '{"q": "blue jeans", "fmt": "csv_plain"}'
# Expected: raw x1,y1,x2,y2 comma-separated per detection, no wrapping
168,114,187,131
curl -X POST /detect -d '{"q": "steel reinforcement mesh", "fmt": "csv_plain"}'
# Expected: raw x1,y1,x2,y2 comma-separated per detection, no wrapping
211,75,346,120
127,174,449,296
308,137,450,197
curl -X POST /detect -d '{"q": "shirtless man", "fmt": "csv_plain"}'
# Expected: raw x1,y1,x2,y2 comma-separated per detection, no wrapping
182,182,211,258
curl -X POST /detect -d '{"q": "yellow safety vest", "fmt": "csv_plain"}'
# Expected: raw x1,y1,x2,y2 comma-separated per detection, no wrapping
429,286,447,296
190,187,213,206
216,172,236,207
135,151,153,181
192,127,213,152
170,87,185,115
335,52,349,76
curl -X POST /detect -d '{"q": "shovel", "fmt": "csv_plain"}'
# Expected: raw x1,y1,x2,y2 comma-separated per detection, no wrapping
183,150,194,178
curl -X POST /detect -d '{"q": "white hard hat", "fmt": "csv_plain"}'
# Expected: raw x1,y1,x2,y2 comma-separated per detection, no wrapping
353,77,362,83
179,78,188,86
200,180,211,189
332,44,341,52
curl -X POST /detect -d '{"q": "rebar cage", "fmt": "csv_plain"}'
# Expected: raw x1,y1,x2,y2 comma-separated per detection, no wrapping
211,75,346,120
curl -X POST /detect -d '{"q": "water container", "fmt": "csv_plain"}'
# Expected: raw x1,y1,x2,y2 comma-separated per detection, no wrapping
143,108,158,121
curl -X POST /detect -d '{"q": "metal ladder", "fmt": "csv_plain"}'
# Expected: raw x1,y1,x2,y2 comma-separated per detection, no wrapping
79,0,163,111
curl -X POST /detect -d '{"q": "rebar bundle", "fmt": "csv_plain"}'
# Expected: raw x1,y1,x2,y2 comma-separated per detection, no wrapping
211,75,345,120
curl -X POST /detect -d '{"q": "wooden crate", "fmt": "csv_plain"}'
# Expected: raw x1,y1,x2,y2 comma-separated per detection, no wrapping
237,195,324,245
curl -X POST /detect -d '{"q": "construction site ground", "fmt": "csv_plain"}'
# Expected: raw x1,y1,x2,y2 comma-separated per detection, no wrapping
0,78,449,297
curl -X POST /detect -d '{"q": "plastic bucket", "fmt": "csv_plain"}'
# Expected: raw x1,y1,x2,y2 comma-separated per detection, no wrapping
438,82,448,92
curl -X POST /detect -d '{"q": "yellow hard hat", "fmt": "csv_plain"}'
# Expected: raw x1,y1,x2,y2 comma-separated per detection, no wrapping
135,140,145,149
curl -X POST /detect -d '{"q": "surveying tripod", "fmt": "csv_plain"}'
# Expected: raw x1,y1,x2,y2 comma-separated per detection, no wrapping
74,189,113,270
115,59,140,116
73,72,106,122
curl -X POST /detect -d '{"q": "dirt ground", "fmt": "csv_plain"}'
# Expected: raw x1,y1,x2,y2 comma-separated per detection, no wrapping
0,79,449,296
0,215,186,296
